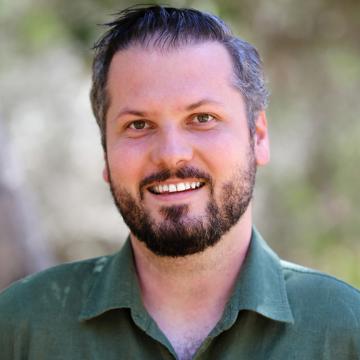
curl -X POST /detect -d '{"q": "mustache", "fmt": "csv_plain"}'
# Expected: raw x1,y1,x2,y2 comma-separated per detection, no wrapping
140,166,213,190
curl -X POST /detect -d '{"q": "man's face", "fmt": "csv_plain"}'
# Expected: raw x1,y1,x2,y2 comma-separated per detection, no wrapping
104,41,269,257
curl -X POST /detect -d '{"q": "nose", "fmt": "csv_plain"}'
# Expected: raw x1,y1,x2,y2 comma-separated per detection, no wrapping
150,126,193,169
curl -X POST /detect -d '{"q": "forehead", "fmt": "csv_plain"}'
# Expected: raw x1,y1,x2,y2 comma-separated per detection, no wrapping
108,41,234,87
106,41,244,117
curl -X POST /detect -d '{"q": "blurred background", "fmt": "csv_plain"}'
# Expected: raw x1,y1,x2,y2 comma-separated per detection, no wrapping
0,0,359,290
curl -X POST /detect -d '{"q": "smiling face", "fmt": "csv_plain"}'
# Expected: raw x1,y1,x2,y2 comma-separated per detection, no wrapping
104,41,269,257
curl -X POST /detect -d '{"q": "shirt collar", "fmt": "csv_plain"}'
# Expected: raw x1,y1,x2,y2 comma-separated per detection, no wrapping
79,238,145,321
221,227,294,326
79,228,294,325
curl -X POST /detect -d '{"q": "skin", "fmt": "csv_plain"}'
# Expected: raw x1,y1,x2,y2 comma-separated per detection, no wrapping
103,41,270,359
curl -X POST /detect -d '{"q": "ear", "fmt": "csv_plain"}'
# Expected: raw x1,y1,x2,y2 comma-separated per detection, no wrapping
254,111,270,166
102,154,110,183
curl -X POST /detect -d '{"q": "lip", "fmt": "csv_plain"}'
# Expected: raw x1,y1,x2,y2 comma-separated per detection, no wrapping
145,183,206,203
146,178,206,193
146,177,205,188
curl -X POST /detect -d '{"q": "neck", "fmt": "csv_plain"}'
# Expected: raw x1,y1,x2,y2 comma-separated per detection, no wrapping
131,209,252,316
130,210,253,359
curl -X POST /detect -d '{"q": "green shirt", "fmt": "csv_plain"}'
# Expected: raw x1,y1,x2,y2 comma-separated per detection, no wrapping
0,228,359,359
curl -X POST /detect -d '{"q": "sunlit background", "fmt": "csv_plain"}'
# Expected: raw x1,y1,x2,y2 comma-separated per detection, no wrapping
1,0,359,290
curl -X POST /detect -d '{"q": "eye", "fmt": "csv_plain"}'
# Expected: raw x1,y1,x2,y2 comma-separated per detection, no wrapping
128,120,150,130
193,113,215,124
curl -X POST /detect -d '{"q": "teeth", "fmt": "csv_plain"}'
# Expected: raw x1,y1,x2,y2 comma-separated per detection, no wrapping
150,181,203,194
169,184,177,192
177,183,186,191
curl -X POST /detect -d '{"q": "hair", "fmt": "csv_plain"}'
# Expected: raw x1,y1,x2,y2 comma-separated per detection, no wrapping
90,5,268,150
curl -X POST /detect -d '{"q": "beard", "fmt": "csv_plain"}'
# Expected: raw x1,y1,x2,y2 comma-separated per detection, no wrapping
107,149,257,257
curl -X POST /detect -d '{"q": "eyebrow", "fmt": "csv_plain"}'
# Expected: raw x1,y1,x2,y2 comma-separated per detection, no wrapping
115,109,146,120
114,98,223,121
185,98,222,111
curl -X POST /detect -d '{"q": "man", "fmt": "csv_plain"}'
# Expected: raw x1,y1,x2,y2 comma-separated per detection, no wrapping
0,5,359,360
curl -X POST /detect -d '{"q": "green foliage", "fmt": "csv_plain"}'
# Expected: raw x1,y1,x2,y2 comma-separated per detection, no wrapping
1,0,359,287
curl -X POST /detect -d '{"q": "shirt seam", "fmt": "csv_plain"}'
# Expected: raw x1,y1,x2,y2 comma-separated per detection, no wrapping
282,265,360,295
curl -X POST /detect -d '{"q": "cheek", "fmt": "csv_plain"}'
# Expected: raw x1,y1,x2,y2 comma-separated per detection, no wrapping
106,143,147,188
194,130,246,175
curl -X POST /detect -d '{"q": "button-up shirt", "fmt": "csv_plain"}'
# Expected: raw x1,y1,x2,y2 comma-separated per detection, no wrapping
0,228,359,359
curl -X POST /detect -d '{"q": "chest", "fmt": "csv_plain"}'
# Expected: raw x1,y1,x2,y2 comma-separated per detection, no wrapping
151,307,222,360
165,326,211,360
7,309,355,360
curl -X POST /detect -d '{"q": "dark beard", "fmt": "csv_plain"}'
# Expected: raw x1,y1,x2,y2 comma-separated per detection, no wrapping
107,152,256,257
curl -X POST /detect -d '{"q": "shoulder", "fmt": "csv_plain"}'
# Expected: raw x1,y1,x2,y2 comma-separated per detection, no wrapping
281,260,360,331
0,254,121,358
0,254,114,324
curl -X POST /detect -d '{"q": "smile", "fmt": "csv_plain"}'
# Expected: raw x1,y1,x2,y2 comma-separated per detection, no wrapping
148,181,205,194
